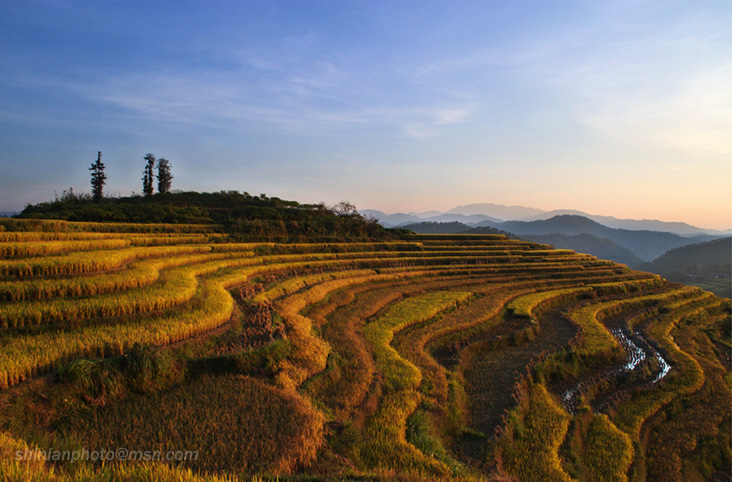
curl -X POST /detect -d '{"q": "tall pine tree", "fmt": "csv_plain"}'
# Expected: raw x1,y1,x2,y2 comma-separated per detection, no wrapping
89,151,106,202
142,153,156,196
157,158,173,194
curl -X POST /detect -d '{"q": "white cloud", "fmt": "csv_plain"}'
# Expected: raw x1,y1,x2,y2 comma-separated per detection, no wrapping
403,106,473,137
433,108,471,125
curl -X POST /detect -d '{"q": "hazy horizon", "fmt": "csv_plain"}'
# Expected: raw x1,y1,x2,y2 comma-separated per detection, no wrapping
1,1,730,230
363,203,732,232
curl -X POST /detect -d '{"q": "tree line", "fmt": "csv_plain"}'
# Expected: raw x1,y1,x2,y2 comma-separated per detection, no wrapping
89,151,174,201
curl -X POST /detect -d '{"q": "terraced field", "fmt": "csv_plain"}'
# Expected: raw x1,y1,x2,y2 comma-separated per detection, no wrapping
0,219,729,482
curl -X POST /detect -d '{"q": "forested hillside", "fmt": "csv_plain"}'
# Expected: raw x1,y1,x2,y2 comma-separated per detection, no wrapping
641,237,731,298
16,192,400,242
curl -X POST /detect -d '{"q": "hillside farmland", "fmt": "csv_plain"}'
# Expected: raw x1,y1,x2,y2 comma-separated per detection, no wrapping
0,219,729,482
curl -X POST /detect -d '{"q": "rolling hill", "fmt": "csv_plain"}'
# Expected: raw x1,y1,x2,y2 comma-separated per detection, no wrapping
398,221,474,234
520,210,725,235
519,232,645,268
641,237,732,298
483,215,719,261
400,215,723,269
15,191,402,242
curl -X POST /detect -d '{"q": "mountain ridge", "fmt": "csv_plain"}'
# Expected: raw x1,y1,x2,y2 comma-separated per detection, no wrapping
364,205,730,236
476,215,719,262
446,202,545,219
398,214,726,265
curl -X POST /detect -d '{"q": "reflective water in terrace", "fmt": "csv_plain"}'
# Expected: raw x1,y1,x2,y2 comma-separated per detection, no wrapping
611,327,646,371
651,344,671,383
561,328,672,414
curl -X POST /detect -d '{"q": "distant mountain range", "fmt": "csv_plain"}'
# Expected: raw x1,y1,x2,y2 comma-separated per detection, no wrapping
481,215,721,262
519,232,644,268
398,215,731,297
362,210,504,228
366,204,732,273
363,203,731,236
398,222,509,236
398,214,718,262
396,213,729,270
447,203,545,220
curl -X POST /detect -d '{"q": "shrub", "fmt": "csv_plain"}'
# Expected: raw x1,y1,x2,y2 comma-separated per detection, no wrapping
56,358,122,406
122,343,183,393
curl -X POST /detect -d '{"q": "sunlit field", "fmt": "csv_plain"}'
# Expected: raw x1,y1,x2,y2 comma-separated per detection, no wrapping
0,219,729,482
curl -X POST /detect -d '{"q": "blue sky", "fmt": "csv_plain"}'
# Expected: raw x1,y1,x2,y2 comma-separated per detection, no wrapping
1,1,730,229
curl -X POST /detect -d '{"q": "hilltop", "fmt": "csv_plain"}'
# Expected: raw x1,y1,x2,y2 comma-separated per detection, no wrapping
16,191,403,242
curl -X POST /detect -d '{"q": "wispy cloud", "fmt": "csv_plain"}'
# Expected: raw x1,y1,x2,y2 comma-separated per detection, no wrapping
528,5,732,155
574,65,732,154
20,47,477,141
433,108,471,125
403,107,473,138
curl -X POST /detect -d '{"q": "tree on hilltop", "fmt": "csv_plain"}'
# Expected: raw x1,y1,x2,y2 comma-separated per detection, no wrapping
142,153,156,196
332,201,358,217
89,151,106,202
157,158,173,194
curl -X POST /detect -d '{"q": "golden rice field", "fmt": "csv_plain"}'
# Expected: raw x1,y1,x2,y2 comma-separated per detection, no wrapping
0,219,729,482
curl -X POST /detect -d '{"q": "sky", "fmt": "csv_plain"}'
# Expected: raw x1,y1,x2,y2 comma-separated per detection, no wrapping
1,1,730,230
